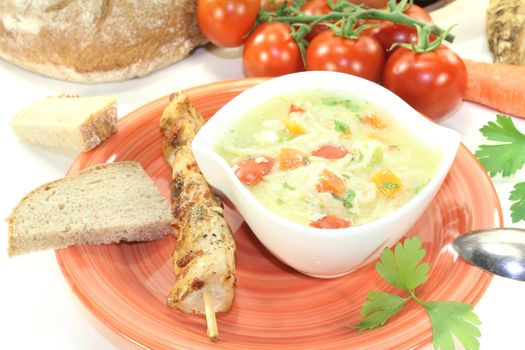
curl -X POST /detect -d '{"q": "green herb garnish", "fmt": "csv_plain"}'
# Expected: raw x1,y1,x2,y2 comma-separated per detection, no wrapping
342,189,356,209
322,97,339,106
475,115,525,223
381,182,399,191
352,236,481,350
510,182,525,223
333,189,356,209
321,97,359,112
334,120,350,133
343,99,360,112
283,182,296,191
414,181,429,194
475,115,525,177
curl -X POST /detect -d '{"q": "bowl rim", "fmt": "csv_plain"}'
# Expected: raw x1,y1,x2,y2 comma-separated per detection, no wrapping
192,71,461,239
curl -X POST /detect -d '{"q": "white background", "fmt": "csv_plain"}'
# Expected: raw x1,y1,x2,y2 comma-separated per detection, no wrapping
1,0,525,349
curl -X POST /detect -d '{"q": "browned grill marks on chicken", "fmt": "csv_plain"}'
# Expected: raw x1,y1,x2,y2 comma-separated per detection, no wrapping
159,92,236,315
177,250,203,268
191,278,205,290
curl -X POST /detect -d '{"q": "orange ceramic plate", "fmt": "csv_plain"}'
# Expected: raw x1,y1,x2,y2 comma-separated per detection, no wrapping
56,79,502,349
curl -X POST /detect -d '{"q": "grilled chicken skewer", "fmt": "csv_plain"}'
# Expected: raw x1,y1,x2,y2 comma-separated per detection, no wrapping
159,93,236,341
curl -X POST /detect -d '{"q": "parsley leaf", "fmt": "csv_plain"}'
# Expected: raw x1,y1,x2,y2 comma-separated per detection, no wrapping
353,291,410,331
376,236,429,291
476,115,525,222
510,182,525,223
424,301,481,350
334,120,349,133
475,115,525,177
352,236,481,350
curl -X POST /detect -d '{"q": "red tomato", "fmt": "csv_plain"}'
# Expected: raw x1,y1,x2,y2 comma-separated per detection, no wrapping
374,24,419,52
351,0,388,8
197,0,260,48
301,0,331,41
312,145,348,159
311,215,352,229
260,0,292,11
289,104,305,114
235,157,275,185
382,46,467,119
371,5,432,54
357,18,387,37
243,22,304,77
404,4,432,22
306,31,385,83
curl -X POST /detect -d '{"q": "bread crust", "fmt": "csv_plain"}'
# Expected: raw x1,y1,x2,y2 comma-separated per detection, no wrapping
78,98,118,150
7,161,172,256
0,0,208,83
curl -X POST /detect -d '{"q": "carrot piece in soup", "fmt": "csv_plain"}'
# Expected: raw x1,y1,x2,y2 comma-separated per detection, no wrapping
312,145,349,159
316,169,346,195
371,168,402,198
311,215,352,229
284,118,306,136
279,148,305,170
363,113,386,128
235,156,275,185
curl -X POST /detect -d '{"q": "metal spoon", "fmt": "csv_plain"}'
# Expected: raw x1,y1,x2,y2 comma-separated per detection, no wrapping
452,228,525,281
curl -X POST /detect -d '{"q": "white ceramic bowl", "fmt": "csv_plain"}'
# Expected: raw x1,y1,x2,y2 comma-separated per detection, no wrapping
192,71,460,278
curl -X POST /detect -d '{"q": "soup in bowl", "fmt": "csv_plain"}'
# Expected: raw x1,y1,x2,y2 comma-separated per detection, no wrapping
192,71,460,278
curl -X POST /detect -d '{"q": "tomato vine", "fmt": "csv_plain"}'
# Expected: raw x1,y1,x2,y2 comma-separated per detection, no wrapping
255,0,454,62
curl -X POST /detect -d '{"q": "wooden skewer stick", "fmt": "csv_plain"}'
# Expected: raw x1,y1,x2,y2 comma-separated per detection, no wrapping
203,289,219,342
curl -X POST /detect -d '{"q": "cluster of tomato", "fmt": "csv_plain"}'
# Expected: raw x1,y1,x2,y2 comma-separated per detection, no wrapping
197,0,467,119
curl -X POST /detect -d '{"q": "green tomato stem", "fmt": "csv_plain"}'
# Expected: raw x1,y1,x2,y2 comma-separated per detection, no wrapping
258,3,455,43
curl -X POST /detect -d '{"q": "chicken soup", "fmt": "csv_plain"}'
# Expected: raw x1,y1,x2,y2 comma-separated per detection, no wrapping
215,90,441,228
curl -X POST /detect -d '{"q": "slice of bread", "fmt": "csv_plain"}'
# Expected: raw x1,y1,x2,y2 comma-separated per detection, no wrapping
7,161,172,256
10,95,118,152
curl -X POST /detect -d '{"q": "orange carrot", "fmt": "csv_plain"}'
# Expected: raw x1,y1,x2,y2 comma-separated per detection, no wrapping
284,118,306,136
464,59,525,119
363,113,386,128
279,148,305,170
316,170,346,196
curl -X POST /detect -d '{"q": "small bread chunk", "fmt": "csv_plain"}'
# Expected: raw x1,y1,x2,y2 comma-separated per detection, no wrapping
10,95,118,151
7,161,172,256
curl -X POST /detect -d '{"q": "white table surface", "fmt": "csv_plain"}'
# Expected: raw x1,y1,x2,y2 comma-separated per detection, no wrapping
1,1,524,349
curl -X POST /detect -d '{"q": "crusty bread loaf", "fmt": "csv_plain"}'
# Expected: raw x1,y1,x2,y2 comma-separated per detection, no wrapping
0,0,207,83
10,95,118,151
7,161,172,256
